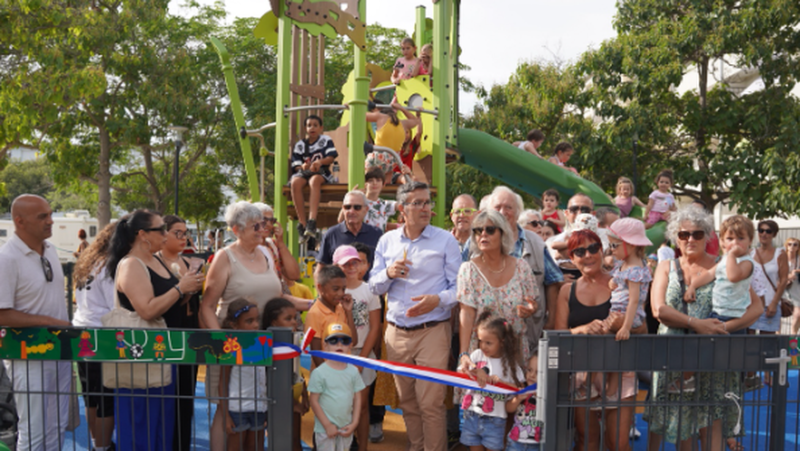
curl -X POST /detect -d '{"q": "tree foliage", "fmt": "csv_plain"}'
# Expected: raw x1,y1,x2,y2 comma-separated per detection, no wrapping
0,158,96,214
575,0,800,217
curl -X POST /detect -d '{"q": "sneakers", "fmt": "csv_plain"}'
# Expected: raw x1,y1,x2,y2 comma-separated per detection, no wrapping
305,219,317,239
296,223,306,243
630,425,641,440
447,430,461,450
369,423,384,443
667,376,696,394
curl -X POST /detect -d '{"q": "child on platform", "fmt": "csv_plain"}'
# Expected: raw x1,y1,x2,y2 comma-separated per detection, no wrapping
540,189,565,233
391,37,420,84
614,177,646,218
308,323,366,451
458,312,525,451
670,215,755,393
513,129,545,159
644,170,677,226
290,115,339,242
419,43,433,77
219,299,267,451
506,352,544,451
306,265,357,368
333,245,381,451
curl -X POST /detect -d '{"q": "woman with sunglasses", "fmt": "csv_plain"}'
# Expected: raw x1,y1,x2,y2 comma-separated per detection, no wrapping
253,202,301,283
749,220,788,379
645,207,762,451
518,209,544,236
156,215,205,451
554,229,634,451
458,210,539,370
785,237,800,334
107,209,205,451
200,201,311,451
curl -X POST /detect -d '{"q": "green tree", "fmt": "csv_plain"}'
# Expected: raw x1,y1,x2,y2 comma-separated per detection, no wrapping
575,0,800,217
0,158,96,214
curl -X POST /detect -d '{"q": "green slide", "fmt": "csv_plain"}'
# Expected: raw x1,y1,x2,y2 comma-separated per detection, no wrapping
456,128,666,252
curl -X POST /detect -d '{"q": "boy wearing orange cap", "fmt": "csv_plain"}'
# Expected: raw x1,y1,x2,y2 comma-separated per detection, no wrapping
308,323,366,451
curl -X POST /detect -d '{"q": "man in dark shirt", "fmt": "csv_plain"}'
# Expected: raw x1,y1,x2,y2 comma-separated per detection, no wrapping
318,191,382,279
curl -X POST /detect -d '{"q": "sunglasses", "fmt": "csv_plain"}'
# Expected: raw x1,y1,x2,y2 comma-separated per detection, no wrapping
451,207,477,216
343,204,364,211
570,242,602,258
677,230,706,241
758,228,774,235
41,256,53,282
528,220,543,227
262,217,277,225
567,206,592,214
472,226,501,236
324,336,353,346
144,225,167,234
609,242,621,250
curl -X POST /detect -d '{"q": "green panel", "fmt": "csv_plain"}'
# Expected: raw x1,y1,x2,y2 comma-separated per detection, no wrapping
457,128,667,250
0,327,273,366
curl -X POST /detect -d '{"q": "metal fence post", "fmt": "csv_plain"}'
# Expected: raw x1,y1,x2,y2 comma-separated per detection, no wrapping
267,327,293,451
542,331,567,451
768,342,790,451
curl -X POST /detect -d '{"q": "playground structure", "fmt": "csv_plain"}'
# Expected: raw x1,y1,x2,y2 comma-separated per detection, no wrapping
211,0,666,254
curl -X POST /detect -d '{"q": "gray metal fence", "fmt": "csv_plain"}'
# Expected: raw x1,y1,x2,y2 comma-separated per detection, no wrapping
540,332,795,451
0,327,294,451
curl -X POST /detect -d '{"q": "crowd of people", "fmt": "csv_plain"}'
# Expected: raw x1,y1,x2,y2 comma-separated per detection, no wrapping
3,170,797,451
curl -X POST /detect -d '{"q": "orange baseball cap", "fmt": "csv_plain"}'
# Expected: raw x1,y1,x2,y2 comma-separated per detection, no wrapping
323,322,352,340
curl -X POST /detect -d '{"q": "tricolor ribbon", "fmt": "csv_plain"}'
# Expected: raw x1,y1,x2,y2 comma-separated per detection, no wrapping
272,328,536,396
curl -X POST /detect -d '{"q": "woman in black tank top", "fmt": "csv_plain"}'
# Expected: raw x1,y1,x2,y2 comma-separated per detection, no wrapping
106,210,205,451
553,230,635,451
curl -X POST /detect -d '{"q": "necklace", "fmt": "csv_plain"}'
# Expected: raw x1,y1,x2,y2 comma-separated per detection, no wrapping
238,243,259,262
481,255,507,274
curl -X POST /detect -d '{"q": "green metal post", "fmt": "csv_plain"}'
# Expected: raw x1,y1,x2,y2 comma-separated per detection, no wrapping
347,2,368,190
415,6,426,48
450,0,460,146
275,9,296,254
209,37,260,201
432,0,450,227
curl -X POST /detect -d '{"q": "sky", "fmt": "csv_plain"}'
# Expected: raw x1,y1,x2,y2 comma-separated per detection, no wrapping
177,0,620,113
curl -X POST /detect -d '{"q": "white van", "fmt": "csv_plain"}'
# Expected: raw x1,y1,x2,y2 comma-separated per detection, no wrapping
0,211,100,263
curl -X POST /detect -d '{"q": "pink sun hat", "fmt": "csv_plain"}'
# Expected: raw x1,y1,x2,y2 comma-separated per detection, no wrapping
333,245,361,265
608,218,653,247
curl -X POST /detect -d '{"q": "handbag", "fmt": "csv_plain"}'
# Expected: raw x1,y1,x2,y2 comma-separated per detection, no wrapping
102,257,172,389
757,254,793,318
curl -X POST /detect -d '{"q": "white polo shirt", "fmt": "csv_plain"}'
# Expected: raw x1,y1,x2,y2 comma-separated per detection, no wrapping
0,233,68,321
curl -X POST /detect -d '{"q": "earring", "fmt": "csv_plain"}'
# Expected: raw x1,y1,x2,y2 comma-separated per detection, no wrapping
142,239,152,253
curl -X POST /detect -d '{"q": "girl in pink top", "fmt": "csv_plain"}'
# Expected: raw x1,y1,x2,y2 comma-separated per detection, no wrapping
391,37,420,84
614,177,645,218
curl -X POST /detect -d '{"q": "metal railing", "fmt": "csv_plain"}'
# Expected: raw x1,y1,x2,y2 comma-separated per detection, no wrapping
539,332,795,451
0,327,294,451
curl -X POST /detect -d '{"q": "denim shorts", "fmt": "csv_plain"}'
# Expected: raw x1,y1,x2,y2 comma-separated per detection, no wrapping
230,410,267,432
460,410,507,450
709,311,747,335
505,440,541,451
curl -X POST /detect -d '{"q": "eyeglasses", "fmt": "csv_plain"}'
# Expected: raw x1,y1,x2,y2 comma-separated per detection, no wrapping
262,217,277,225
609,242,621,250
567,206,592,214
324,336,353,346
343,204,364,211
41,256,53,282
144,225,167,234
570,242,602,258
758,228,774,235
170,230,187,240
528,220,543,227
405,200,435,209
472,226,501,236
251,222,264,232
677,230,706,241
451,208,477,216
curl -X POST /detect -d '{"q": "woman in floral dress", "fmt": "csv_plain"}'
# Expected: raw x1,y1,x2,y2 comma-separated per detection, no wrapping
457,210,539,369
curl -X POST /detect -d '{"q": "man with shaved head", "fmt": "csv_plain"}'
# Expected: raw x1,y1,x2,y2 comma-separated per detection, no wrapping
1,194,72,451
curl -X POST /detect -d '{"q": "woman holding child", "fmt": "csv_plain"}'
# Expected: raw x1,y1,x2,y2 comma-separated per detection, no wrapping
457,210,539,367
645,207,763,451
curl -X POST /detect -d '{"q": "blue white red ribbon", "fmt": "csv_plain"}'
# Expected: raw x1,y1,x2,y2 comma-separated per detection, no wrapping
271,328,536,396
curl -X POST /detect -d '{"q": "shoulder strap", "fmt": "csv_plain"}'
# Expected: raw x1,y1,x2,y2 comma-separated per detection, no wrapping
758,254,778,292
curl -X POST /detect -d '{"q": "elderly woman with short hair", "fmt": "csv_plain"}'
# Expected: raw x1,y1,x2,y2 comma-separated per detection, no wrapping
457,210,539,368
518,209,543,235
200,201,310,451
645,206,763,451
252,202,301,282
